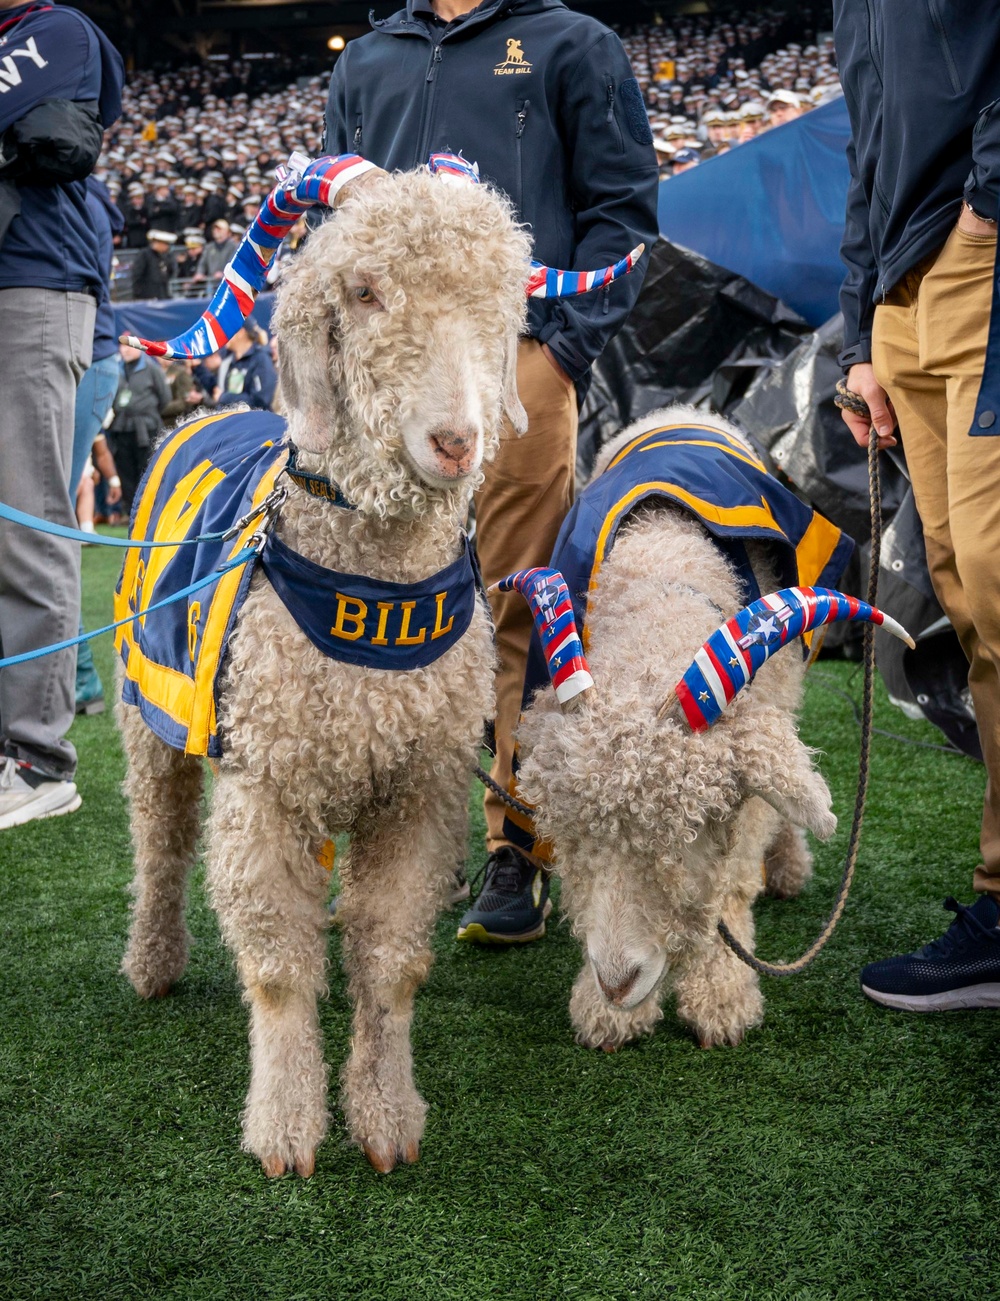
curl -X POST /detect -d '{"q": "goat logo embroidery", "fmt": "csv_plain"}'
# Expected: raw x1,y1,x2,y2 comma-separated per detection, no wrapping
495,38,532,76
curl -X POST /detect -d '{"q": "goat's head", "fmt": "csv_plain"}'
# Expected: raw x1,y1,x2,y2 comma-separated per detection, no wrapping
120,151,645,519
273,168,531,512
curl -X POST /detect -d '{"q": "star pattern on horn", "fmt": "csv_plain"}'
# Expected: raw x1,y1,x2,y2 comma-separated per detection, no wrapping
491,567,594,708
658,586,915,731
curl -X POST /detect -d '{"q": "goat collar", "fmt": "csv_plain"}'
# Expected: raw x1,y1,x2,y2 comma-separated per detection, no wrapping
283,443,356,510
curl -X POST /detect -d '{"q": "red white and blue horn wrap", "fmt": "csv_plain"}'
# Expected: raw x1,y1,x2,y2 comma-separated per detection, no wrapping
524,243,645,299
674,586,915,732
427,151,645,298
119,153,378,359
494,567,594,705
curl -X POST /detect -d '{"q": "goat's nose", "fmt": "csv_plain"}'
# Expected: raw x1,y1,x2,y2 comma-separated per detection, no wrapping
428,426,479,475
596,964,642,1006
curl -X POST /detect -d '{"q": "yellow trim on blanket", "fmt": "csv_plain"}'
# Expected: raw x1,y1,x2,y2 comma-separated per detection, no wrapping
606,423,762,472
634,437,767,474
185,450,288,755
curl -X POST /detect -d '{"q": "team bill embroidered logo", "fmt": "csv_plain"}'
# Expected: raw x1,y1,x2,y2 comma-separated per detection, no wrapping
494,38,532,76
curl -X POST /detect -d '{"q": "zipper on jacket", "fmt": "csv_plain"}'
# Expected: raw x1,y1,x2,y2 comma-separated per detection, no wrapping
605,78,624,152
353,114,363,153
415,43,443,165
515,100,530,214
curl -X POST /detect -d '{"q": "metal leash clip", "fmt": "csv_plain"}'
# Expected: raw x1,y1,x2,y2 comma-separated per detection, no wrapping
220,484,288,543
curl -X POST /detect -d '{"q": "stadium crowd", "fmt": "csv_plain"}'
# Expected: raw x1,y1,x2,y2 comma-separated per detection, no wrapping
96,7,841,302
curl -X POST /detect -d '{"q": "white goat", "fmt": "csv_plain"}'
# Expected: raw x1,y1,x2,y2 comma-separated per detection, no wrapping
515,407,846,1052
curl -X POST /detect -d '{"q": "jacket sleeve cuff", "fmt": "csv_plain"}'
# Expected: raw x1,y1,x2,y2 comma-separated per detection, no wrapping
838,338,872,371
536,323,590,383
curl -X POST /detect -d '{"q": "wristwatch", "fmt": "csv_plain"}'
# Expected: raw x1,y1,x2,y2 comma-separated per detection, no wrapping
965,200,997,225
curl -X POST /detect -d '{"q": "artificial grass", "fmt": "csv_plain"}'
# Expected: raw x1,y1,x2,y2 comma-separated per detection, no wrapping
0,538,997,1300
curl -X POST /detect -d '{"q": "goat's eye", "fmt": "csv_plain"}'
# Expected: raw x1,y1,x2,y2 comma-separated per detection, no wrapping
354,286,377,304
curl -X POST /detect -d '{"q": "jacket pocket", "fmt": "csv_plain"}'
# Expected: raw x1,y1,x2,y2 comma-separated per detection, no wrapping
925,0,962,95
353,113,363,153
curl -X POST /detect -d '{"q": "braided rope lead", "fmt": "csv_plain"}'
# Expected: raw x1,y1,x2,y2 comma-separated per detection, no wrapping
474,763,536,819
717,382,881,975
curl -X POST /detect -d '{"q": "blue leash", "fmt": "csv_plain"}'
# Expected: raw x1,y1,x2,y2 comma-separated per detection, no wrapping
0,494,278,550
0,544,258,669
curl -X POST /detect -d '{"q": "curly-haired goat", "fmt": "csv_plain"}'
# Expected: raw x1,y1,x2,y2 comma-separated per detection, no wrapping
118,168,532,1177
515,408,841,1054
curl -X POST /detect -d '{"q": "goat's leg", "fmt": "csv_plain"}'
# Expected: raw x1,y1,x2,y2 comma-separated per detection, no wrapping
206,772,330,1178
674,889,763,1048
120,705,204,999
764,821,813,900
569,955,664,1052
338,768,467,1173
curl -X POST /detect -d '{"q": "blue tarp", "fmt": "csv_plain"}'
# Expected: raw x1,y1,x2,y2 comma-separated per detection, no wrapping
657,97,852,327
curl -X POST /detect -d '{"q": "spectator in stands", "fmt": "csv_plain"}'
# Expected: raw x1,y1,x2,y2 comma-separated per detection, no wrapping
766,89,803,128
216,318,277,411
174,228,205,280
147,175,181,233
159,357,208,421
192,217,236,283
835,0,1000,1012
671,147,701,174
130,228,177,300
0,0,123,832
107,343,172,513
178,182,202,231
121,182,149,248
326,0,659,943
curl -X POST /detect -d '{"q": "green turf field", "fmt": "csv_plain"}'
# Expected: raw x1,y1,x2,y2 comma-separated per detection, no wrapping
1,538,997,1301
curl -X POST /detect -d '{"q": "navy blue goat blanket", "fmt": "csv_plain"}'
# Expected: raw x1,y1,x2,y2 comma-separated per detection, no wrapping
114,408,478,758
502,420,855,857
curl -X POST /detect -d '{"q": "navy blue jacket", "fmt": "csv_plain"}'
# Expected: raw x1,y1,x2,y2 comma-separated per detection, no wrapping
85,176,123,362
0,3,123,294
835,1,1000,370
324,0,659,385
217,342,277,412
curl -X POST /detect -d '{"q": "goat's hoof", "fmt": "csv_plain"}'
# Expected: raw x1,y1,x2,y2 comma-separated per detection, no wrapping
600,1041,618,1054
294,1151,316,1178
261,1154,288,1178
400,1140,420,1165
363,1141,397,1175
152,982,173,999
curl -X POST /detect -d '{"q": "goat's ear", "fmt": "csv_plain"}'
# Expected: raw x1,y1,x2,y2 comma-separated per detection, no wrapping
502,332,527,435
734,707,837,840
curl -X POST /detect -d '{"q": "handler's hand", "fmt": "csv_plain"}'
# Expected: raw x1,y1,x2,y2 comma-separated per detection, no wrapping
843,363,897,450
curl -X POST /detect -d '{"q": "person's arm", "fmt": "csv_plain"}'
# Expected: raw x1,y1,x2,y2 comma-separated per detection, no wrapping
0,9,96,135
833,0,896,449
151,363,172,415
91,433,121,505
964,97,1000,225
538,31,660,384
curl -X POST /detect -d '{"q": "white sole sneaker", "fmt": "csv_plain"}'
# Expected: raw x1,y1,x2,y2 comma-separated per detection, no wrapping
0,784,81,831
861,982,1000,1012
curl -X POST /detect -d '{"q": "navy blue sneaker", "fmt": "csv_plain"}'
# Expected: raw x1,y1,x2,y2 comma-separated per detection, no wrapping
456,846,551,944
860,895,1000,1011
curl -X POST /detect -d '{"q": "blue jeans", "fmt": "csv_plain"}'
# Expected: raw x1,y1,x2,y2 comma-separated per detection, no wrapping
71,352,121,496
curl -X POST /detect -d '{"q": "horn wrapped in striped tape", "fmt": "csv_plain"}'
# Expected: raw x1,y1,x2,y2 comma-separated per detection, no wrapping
120,152,379,359
491,567,594,707
660,586,915,731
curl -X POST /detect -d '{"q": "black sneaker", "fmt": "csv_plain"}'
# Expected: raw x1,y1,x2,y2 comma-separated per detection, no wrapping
456,846,551,944
860,895,1000,1011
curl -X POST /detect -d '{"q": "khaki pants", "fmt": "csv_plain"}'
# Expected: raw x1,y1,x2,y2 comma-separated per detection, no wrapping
474,338,579,857
872,223,1000,893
